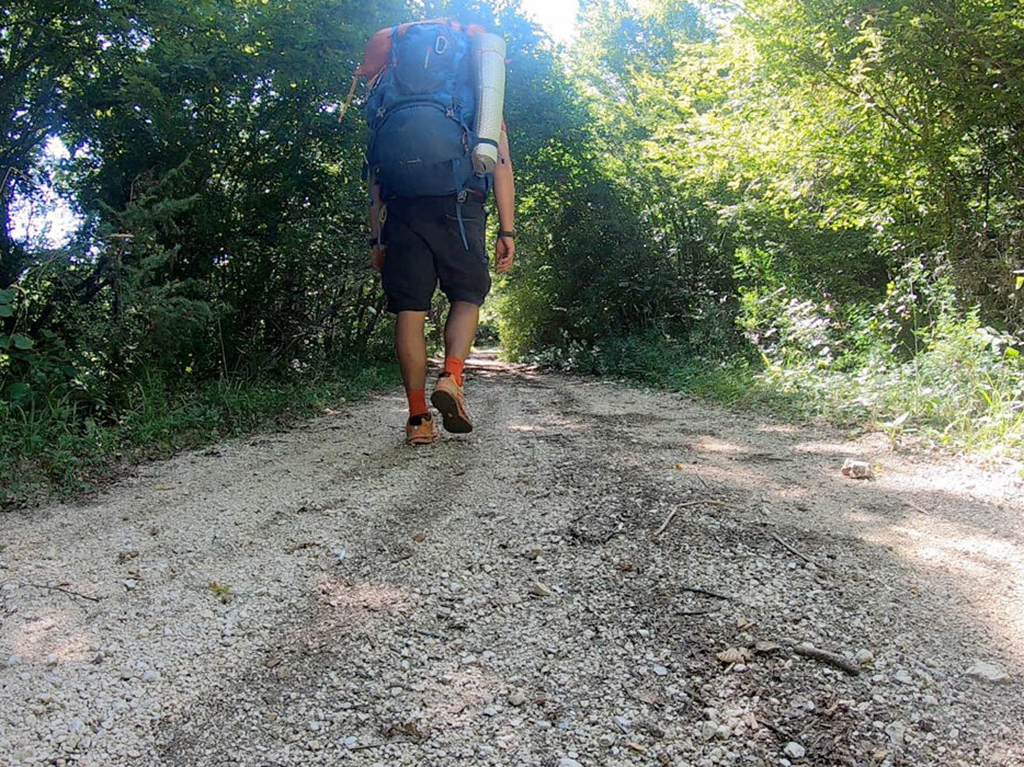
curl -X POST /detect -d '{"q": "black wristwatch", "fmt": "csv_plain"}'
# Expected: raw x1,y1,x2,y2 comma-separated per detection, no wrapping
368,236,380,246
498,229,515,239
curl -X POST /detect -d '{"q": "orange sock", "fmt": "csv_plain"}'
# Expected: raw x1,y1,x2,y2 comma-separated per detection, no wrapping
444,356,465,386
407,389,428,418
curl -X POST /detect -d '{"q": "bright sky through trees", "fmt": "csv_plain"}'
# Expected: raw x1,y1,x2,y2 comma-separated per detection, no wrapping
519,0,578,42
11,137,78,247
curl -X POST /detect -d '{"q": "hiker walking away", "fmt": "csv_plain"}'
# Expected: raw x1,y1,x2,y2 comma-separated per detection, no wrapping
352,20,516,444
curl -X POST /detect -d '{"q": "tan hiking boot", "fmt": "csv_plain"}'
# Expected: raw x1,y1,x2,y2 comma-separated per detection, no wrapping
405,413,439,445
431,373,473,433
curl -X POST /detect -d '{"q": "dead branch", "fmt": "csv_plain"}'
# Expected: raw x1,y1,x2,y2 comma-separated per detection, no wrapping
793,643,860,676
655,499,738,537
27,582,101,603
653,508,677,537
679,586,733,601
414,629,450,641
904,500,931,515
348,741,385,752
770,532,834,575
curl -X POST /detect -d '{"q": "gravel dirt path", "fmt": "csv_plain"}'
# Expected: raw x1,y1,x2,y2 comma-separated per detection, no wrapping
2,353,1023,766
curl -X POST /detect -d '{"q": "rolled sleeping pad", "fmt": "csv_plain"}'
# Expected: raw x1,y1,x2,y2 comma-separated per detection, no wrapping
471,32,507,175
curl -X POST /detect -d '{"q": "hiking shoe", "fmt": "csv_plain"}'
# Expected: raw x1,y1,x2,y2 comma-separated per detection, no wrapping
431,373,473,433
405,413,439,445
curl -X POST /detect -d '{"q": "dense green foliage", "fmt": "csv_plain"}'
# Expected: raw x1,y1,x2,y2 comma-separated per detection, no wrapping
3,0,1024,502
506,0,1024,455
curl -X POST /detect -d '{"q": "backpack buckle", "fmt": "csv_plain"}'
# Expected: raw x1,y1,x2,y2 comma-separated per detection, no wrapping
457,190,468,203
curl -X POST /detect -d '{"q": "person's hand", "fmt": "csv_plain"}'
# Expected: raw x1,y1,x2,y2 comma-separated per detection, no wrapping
370,243,386,273
495,235,515,274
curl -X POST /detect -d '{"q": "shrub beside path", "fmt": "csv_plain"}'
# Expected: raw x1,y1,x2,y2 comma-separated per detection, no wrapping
2,354,1022,765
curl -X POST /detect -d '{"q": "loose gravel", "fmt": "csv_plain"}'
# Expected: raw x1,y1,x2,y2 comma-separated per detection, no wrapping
1,356,1023,766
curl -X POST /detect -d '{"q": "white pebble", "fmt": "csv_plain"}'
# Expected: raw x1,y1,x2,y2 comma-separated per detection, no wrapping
784,741,806,759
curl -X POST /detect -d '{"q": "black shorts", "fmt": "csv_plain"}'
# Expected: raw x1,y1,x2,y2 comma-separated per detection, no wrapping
380,194,491,313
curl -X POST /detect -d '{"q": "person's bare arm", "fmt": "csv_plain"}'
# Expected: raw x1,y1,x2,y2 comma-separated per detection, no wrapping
493,123,516,274
369,178,385,272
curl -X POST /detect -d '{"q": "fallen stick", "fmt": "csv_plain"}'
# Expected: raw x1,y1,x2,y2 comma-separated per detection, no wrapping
654,499,737,537
348,741,385,752
680,586,733,601
904,500,931,515
28,583,101,603
653,508,677,537
754,715,786,740
770,532,816,565
793,643,860,676
414,629,450,641
770,532,835,575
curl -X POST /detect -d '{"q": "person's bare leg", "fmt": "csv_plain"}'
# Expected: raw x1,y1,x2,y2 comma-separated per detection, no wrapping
443,301,479,364
395,310,428,407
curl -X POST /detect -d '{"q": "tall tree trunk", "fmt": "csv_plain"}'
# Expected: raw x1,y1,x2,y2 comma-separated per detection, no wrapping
0,198,23,291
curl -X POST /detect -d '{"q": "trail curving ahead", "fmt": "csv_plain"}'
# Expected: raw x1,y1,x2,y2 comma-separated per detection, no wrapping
2,352,1023,766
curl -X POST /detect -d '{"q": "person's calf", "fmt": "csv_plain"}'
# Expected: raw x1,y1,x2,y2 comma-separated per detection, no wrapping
443,301,479,362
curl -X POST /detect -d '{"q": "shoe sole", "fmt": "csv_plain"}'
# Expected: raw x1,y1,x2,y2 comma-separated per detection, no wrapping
431,389,473,433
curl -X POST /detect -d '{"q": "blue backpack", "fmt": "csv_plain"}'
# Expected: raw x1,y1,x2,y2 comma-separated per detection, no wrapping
364,22,485,200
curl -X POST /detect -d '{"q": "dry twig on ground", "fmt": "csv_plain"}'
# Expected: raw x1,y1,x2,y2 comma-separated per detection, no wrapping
793,643,860,676
26,582,101,603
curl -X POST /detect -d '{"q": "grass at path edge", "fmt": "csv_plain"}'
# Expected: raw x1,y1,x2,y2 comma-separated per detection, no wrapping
0,360,398,509
541,333,1024,462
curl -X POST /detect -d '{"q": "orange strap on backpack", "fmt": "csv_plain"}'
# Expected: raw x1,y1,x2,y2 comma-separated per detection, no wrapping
339,20,486,122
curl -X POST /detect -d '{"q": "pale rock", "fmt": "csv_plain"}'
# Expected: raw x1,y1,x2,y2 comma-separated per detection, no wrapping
529,582,552,597
841,459,873,479
784,741,806,759
886,721,906,746
966,660,1010,684
894,668,914,685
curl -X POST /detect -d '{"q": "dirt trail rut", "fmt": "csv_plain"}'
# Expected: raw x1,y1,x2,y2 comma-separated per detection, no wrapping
2,355,1023,766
